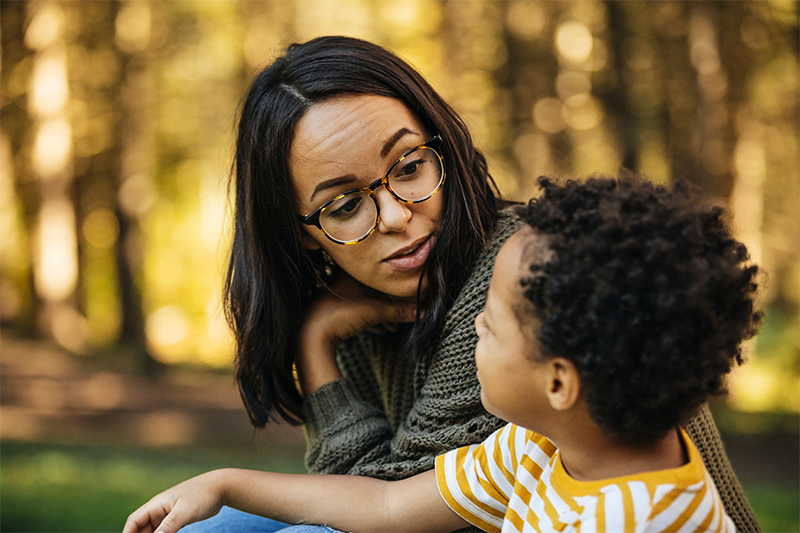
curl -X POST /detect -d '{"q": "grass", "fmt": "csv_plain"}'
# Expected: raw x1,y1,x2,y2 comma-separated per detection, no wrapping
0,441,306,533
744,484,800,533
1,441,798,533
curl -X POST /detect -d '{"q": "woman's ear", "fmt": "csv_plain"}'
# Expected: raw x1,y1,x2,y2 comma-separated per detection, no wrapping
545,358,580,411
300,230,322,250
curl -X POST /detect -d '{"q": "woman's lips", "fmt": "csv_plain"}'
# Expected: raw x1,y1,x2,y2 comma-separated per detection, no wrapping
383,236,432,270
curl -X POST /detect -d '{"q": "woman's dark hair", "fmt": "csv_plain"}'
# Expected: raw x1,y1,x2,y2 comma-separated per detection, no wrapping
225,36,499,426
516,174,762,441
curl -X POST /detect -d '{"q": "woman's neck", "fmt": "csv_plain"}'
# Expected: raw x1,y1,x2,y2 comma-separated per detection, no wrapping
556,425,688,482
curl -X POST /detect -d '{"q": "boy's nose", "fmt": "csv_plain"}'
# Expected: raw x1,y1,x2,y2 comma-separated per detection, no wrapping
375,187,411,234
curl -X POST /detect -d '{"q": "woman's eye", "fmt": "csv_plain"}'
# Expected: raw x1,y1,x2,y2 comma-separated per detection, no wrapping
396,159,423,178
328,196,362,218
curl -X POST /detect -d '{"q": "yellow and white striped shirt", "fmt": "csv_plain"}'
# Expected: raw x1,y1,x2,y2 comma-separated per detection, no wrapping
436,424,734,533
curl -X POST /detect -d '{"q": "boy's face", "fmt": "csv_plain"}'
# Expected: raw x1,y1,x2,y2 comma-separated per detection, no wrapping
474,226,552,429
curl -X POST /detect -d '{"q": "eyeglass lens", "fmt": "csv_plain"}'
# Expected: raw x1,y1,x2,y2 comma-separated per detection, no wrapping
320,146,443,243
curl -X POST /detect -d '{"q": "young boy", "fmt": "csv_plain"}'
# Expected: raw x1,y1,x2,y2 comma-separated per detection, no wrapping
124,175,760,533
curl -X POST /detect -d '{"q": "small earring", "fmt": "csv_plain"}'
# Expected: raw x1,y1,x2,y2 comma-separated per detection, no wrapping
320,250,337,281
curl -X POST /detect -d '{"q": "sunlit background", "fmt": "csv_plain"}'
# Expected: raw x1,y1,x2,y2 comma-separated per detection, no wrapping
1,1,798,531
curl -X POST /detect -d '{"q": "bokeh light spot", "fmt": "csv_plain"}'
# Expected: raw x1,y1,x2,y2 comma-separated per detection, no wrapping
533,97,566,134
35,199,78,301
33,118,72,177
555,21,593,64
83,208,120,249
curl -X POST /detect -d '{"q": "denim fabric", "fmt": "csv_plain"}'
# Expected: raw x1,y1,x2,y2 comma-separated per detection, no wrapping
178,506,339,533
280,527,341,533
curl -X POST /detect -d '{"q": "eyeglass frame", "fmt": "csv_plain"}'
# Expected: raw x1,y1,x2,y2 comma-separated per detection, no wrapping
298,135,446,245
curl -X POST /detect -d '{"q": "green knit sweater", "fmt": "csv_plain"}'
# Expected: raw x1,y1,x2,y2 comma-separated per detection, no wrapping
302,208,761,533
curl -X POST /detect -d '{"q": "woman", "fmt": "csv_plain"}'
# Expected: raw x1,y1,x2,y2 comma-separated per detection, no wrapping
182,36,760,532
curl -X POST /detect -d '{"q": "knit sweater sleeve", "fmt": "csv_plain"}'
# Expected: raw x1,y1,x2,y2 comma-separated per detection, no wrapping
685,403,762,533
302,209,525,480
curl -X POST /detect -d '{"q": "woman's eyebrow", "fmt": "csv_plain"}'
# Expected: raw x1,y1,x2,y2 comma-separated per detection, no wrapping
310,175,358,204
381,127,416,158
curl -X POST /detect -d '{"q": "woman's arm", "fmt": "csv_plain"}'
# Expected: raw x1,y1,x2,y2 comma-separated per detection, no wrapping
298,271,424,476
123,469,468,533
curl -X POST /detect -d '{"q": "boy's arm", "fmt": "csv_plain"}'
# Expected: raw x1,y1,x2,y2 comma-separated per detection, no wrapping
123,468,469,533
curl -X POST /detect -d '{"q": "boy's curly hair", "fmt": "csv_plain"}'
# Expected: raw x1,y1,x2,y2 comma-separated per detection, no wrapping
516,173,762,442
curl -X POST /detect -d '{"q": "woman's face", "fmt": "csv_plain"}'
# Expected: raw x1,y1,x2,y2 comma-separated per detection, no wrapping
290,95,445,300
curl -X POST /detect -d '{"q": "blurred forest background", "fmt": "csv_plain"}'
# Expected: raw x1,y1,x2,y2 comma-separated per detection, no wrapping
1,1,798,531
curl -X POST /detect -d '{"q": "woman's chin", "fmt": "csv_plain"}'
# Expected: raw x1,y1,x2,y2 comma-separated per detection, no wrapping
384,273,428,303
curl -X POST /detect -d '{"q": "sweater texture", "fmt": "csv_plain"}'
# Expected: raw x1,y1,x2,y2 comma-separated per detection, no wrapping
302,207,760,533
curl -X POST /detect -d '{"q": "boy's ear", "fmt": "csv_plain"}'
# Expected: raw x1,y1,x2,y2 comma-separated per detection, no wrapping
545,358,581,411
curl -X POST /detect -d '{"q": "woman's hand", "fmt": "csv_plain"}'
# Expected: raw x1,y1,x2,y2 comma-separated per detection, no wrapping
296,272,416,396
122,471,227,533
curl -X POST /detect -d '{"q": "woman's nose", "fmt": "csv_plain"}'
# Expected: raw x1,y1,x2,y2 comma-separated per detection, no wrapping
375,187,411,234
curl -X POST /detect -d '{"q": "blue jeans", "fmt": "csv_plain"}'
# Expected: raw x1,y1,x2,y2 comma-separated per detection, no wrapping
178,506,339,532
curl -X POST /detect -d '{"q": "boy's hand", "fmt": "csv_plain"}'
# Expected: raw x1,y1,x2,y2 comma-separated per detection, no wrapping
122,472,226,533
